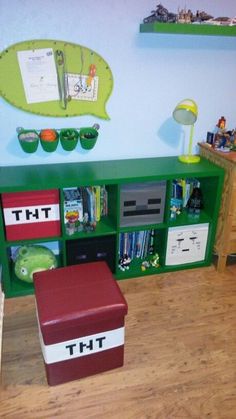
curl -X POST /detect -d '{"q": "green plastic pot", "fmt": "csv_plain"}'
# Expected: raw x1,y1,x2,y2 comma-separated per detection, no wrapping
79,127,98,150
18,130,39,153
60,129,79,151
40,131,59,152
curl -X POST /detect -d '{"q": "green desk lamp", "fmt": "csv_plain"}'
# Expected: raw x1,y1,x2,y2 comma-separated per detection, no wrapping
173,99,200,163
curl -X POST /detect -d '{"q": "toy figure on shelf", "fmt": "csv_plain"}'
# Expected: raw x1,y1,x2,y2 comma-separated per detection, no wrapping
118,254,131,271
186,187,203,215
170,198,182,220
65,210,80,235
83,212,96,233
143,4,177,23
150,253,160,268
213,116,231,150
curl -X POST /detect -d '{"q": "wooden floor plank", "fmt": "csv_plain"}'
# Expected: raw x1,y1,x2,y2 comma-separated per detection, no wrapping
1,262,236,419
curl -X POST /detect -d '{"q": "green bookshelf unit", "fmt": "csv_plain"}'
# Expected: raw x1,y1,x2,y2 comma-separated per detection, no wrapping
0,156,224,298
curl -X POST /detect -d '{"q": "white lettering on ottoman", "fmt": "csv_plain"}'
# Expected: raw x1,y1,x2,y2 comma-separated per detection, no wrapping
39,327,125,364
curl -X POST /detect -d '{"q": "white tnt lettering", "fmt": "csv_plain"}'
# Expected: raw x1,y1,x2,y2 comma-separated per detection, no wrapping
4,204,60,225
66,336,106,356
39,327,125,364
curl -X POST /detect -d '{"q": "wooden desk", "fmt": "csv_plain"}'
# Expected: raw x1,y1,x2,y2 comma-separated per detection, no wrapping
199,143,236,272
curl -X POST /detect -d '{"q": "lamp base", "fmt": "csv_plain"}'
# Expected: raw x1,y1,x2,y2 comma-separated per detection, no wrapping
178,155,200,164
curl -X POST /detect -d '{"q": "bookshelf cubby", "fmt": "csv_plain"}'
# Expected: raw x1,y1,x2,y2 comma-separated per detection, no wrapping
0,156,224,298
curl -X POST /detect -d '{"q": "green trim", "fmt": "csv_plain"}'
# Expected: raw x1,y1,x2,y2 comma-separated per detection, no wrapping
140,22,236,37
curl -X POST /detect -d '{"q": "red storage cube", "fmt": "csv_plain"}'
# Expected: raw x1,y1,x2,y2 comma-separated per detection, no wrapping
34,262,128,386
2,189,60,240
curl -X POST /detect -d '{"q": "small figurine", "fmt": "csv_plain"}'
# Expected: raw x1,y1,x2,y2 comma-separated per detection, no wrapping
143,4,177,24
118,254,131,271
150,253,160,268
170,198,182,219
141,260,150,271
186,187,203,214
213,116,231,149
83,212,96,232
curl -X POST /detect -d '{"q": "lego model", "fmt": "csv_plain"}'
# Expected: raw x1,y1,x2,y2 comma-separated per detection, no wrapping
186,187,203,215
142,4,236,26
143,4,177,24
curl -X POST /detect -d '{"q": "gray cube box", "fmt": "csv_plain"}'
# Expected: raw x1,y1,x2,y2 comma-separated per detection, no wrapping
120,181,166,227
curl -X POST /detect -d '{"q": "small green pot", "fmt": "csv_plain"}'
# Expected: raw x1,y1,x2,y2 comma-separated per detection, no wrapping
18,130,39,153
79,128,98,150
40,132,59,152
60,129,79,151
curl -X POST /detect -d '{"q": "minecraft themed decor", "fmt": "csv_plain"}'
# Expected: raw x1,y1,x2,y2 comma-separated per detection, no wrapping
120,181,166,227
165,223,209,265
34,262,128,386
1,189,61,241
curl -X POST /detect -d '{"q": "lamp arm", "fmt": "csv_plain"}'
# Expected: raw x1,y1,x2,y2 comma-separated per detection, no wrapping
188,124,194,156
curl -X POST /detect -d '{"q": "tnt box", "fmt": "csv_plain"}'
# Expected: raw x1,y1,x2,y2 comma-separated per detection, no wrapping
34,262,128,386
1,189,61,241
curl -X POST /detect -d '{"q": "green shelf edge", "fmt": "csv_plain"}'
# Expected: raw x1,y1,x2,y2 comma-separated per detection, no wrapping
140,22,236,37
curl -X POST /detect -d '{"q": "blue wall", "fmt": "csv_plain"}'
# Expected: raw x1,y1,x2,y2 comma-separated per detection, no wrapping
0,0,236,166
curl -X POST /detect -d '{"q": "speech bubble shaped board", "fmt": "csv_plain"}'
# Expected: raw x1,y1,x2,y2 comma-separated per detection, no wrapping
0,40,113,119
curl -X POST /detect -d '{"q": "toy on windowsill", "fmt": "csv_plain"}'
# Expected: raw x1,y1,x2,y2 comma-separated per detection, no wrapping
186,187,203,215
14,245,57,283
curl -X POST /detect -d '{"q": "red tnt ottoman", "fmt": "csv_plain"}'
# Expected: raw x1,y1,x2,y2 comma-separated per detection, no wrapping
2,189,60,241
34,262,128,386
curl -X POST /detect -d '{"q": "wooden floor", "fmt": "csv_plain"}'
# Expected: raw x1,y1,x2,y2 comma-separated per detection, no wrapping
1,260,236,419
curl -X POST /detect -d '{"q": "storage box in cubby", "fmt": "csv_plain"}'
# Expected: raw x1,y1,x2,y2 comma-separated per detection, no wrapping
66,235,116,272
120,181,166,227
2,189,61,241
165,223,209,266
34,262,128,386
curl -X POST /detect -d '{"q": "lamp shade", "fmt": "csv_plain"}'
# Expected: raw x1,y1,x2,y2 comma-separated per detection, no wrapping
173,99,198,126
172,98,200,164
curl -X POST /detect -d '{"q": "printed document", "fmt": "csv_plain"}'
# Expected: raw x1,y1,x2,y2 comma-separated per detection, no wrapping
17,48,59,104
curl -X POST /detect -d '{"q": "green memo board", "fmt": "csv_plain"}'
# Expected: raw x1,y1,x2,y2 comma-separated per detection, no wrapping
0,39,113,119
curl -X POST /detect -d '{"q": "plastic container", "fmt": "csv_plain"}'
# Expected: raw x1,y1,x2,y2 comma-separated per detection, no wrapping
60,129,79,151
18,130,39,153
79,127,98,150
40,129,59,152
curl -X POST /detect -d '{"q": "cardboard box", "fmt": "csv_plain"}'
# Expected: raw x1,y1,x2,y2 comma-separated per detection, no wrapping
34,262,128,386
2,189,60,240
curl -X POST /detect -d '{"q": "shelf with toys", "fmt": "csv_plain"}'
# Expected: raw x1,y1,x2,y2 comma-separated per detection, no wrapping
0,156,224,298
140,4,236,37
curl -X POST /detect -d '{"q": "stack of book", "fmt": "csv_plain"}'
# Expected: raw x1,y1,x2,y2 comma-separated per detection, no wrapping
64,185,108,227
119,229,155,261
